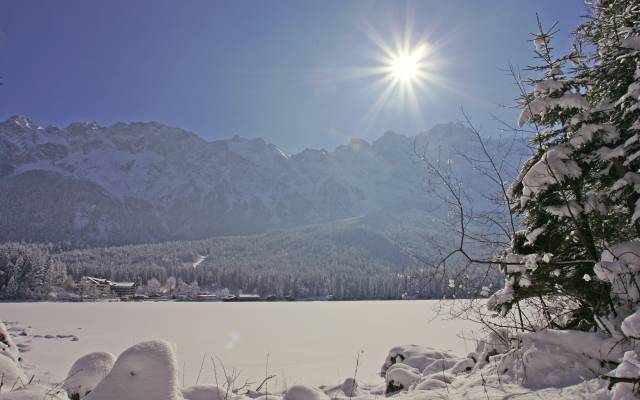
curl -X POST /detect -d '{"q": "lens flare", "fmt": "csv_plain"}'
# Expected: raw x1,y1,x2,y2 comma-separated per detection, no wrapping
226,331,240,349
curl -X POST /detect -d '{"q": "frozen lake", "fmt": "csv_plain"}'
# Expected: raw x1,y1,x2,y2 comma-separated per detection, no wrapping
0,300,481,387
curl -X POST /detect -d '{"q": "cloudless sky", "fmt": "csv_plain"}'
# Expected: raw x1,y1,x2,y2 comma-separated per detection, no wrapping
0,1,585,152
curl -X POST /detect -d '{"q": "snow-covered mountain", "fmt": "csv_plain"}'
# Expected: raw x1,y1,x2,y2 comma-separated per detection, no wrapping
0,116,528,245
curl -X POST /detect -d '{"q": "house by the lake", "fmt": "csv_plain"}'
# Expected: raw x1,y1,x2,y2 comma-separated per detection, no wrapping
81,276,138,299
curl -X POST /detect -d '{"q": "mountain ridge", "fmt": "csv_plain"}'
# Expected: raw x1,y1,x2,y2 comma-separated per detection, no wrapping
0,115,526,246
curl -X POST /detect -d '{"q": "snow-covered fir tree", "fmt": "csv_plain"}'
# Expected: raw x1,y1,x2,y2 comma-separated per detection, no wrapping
494,0,640,336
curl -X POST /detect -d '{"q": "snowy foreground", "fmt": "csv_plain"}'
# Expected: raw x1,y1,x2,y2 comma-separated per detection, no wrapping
0,301,478,386
0,302,636,399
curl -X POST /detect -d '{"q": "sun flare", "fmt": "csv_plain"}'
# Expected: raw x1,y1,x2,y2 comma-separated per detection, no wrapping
347,17,456,136
390,46,426,82
392,55,418,81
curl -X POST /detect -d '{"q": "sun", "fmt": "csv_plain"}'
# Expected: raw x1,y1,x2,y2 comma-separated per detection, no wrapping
381,43,429,90
343,16,454,136
390,47,425,82
392,54,418,81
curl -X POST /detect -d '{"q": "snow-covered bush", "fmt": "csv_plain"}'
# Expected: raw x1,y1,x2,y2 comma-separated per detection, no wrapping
485,329,624,389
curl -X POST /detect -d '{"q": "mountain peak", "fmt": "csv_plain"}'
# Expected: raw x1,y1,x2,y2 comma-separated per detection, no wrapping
418,122,468,137
0,115,528,245
67,121,100,131
2,115,36,130
348,138,371,150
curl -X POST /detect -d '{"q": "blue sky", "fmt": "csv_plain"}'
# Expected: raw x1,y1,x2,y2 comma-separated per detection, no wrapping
0,1,585,152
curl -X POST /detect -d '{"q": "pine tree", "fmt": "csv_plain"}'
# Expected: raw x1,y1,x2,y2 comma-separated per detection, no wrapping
494,1,640,332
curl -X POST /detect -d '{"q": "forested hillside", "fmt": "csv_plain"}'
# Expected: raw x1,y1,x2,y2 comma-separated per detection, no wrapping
0,218,503,300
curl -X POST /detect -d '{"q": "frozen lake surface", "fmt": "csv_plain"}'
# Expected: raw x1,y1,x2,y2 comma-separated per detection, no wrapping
0,300,481,387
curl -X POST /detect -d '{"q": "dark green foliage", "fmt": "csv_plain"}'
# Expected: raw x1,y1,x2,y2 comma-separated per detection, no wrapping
502,0,640,330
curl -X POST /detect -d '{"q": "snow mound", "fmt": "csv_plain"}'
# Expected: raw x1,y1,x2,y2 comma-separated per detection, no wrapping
85,340,182,400
2,384,68,400
63,351,116,399
283,385,330,400
380,345,452,376
182,384,228,400
479,330,623,390
421,358,459,375
369,328,627,398
609,350,640,400
385,363,421,390
450,358,474,374
0,321,21,365
339,377,358,397
0,355,26,391
322,377,360,398
413,378,448,390
252,395,282,400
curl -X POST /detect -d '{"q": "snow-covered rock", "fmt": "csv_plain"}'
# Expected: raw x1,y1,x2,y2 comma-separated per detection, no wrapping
283,385,330,400
381,344,453,376
182,384,228,400
85,340,182,400
385,363,422,391
321,377,360,398
63,351,116,399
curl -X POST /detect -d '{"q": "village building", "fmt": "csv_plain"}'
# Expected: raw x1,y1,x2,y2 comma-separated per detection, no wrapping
81,277,138,299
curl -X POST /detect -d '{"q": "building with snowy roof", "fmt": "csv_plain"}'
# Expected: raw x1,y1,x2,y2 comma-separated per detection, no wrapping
81,277,138,299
